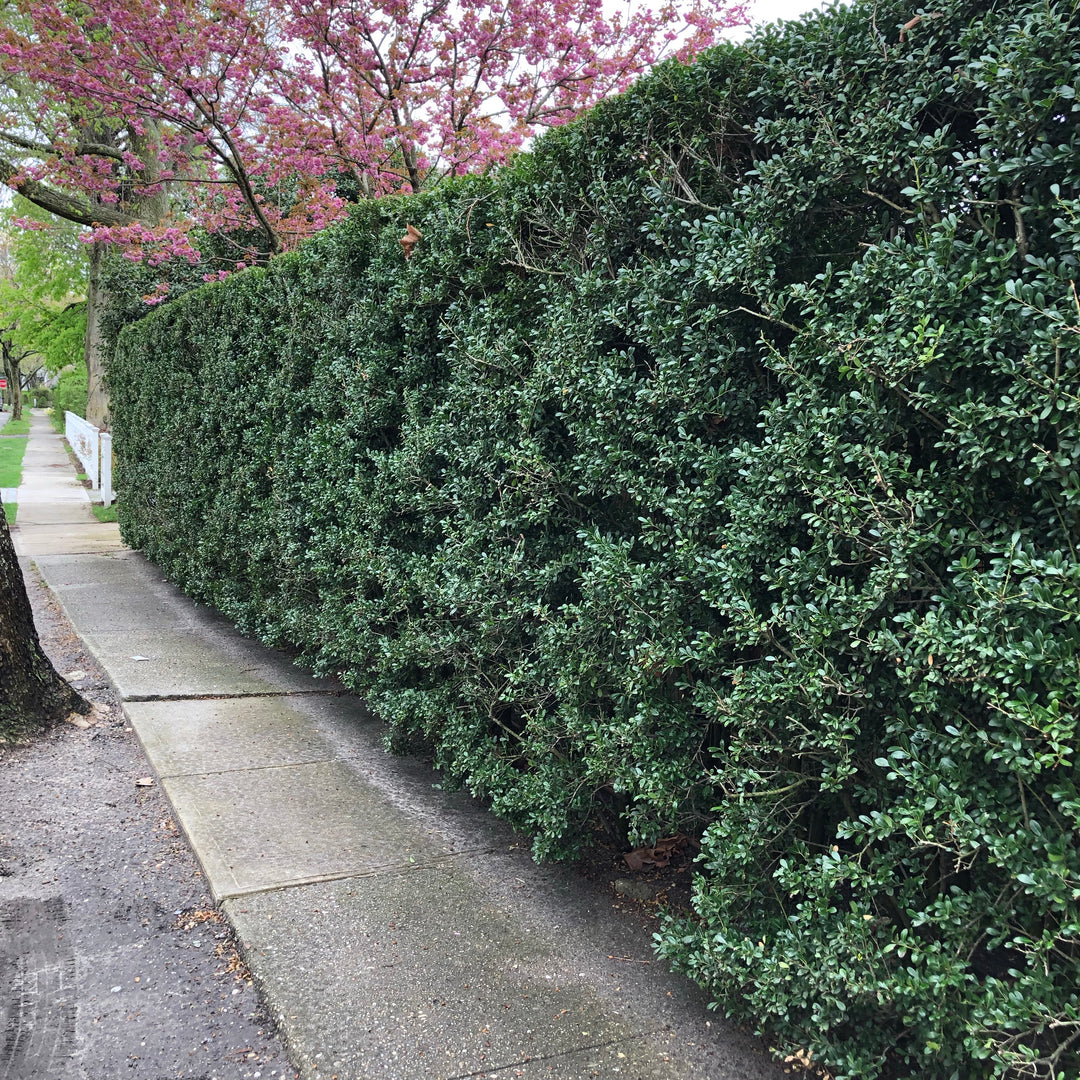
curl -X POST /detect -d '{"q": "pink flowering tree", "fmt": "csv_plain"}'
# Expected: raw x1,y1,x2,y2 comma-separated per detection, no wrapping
1,0,338,419
0,0,746,422
0,0,327,260
280,0,747,195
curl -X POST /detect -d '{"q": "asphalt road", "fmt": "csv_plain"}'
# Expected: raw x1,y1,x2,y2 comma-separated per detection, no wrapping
0,562,297,1080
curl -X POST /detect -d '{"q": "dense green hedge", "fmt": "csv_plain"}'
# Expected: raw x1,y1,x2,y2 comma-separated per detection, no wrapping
109,1,1080,1075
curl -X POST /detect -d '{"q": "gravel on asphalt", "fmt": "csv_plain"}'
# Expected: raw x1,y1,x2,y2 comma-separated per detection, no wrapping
0,561,298,1080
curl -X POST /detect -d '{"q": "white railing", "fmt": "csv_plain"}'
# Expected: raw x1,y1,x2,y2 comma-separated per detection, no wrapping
100,432,113,508
66,411,99,488
65,411,114,508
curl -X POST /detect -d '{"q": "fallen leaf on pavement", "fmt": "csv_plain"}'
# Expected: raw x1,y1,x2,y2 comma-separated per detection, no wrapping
64,669,88,682
64,711,92,729
176,908,225,932
134,776,155,787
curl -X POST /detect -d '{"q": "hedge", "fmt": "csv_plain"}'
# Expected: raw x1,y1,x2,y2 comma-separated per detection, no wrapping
108,1,1080,1075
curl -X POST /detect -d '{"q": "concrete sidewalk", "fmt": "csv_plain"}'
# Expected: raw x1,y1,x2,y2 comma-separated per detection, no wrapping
14,410,786,1080
11,410,123,557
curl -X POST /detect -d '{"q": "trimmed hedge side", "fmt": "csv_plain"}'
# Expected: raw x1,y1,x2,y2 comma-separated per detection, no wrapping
109,1,1080,1075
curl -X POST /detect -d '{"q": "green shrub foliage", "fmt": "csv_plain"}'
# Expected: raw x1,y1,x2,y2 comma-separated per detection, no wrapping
52,363,87,419
109,1,1080,1074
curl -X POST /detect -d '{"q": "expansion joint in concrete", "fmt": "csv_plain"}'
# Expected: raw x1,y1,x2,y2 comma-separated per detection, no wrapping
217,852,495,901
163,756,337,779
214,865,421,900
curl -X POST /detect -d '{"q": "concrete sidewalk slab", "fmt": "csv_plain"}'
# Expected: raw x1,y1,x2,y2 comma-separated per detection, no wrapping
225,871,719,1080
34,550,165,587
78,629,292,698
17,478,89,502
41,582,191,632
125,696,339,777
12,411,124,556
16,501,99,522
71,627,327,699
164,760,454,898
36,554,331,698
14,521,124,555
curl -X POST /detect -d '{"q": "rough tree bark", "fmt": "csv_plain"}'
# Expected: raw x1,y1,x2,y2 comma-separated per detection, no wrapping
0,501,88,740
83,241,110,429
1,337,24,421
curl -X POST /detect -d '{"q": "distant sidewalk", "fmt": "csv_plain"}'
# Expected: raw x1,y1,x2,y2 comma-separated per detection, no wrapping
11,409,123,558
19,407,786,1080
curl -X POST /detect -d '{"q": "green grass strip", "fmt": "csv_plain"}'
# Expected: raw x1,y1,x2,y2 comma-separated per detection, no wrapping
0,433,29,488
3,502,15,525
1,417,31,436
91,503,118,523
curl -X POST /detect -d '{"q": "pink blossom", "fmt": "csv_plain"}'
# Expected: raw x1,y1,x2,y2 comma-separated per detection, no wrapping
1,0,747,267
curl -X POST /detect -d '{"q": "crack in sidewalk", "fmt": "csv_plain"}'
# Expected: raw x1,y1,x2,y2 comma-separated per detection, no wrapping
442,1034,661,1079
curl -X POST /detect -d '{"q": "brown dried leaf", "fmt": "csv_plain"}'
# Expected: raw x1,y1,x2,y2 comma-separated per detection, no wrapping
176,908,224,931
399,223,423,260
899,11,944,42
622,834,689,871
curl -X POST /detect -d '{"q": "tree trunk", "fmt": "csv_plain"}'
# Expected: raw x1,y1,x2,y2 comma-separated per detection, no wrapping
1,339,22,421
83,240,109,429
84,123,168,431
10,357,22,422
0,501,88,741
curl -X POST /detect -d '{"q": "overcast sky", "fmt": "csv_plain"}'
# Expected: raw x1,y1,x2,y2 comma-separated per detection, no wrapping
732,0,831,37
752,0,829,21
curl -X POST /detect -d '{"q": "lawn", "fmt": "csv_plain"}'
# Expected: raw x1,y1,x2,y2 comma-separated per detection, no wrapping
0,415,30,524
0,431,29,487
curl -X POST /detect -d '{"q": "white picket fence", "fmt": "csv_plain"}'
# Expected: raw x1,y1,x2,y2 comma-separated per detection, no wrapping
65,411,114,508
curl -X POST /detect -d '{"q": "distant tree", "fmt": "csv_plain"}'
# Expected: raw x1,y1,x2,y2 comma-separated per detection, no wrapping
0,199,87,419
